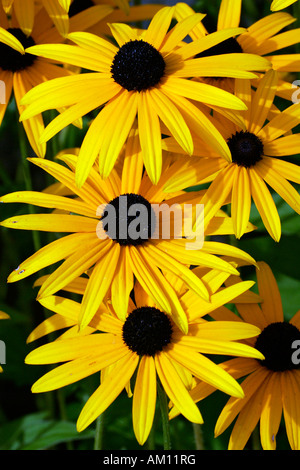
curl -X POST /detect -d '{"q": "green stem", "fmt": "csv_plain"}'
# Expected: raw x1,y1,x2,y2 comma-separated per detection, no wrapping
192,423,205,450
157,380,172,450
94,412,105,450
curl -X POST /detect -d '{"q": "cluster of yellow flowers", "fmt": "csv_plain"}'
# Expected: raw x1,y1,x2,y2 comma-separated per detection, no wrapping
0,0,300,451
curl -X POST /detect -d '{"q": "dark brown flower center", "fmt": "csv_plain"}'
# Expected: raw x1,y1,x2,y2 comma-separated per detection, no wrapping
0,28,36,72
101,193,156,246
227,131,264,168
254,322,300,371
122,307,173,356
111,40,166,92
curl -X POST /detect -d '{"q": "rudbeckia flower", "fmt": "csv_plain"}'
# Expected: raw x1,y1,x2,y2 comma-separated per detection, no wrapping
163,70,300,242
0,3,112,156
175,1,300,101
0,128,257,333
19,5,270,185
173,262,300,450
271,0,298,10
25,274,264,446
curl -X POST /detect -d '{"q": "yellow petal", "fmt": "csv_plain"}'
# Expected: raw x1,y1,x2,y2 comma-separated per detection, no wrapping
217,0,242,29
132,356,157,445
155,352,203,423
77,352,139,431
249,167,281,241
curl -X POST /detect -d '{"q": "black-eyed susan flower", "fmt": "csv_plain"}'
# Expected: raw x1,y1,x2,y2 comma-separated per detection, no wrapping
0,4,74,156
0,127,258,333
271,0,298,10
18,5,270,185
175,1,300,101
163,70,300,242
0,1,115,156
25,273,264,446
170,262,300,450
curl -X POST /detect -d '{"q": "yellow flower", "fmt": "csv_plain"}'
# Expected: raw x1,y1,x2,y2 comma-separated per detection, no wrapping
0,126,257,333
19,5,270,185
0,3,110,156
175,1,300,101
25,274,264,445
163,69,300,242
173,262,300,450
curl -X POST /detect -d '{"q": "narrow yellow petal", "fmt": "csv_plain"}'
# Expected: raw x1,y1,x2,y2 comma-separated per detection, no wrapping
108,22,138,47
121,125,144,194
13,70,46,158
0,26,24,53
271,0,297,10
168,344,244,398
217,0,242,29
37,238,105,299
98,91,138,179
6,233,95,283
77,352,139,431
128,246,188,333
165,92,232,162
79,242,121,330
25,44,110,72
144,6,175,50
132,356,157,445
155,352,203,423
256,261,284,323
147,88,193,156
249,167,281,241
231,166,252,239
143,243,210,302
137,91,162,185
0,190,94,217
215,367,269,438
177,27,246,60
260,373,282,450
255,159,300,214
160,13,205,53
110,247,134,321
196,164,235,230
41,0,69,37
161,76,248,110
1,214,97,233
13,0,35,36
281,371,300,450
248,69,279,135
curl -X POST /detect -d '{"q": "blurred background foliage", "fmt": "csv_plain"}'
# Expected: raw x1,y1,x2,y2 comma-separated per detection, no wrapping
0,0,300,450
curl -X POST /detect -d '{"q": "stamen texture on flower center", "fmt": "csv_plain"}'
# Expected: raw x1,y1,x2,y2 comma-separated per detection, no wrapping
254,322,300,372
111,39,166,92
101,193,156,246
0,28,36,71
227,131,264,168
122,307,173,356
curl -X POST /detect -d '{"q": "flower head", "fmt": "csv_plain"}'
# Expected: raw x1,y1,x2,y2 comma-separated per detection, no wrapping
25,273,264,445
0,129,257,333
163,69,300,241
171,262,300,450
175,1,300,101
19,5,270,185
